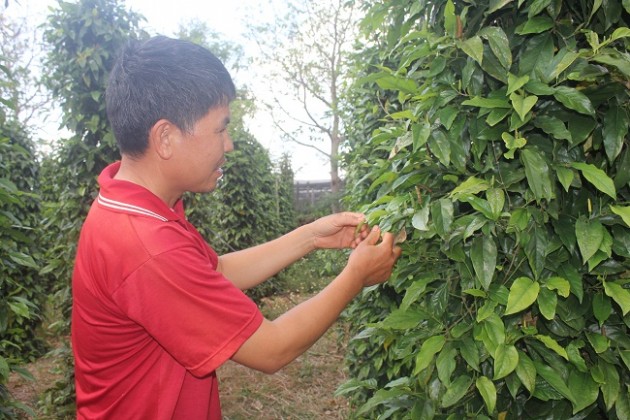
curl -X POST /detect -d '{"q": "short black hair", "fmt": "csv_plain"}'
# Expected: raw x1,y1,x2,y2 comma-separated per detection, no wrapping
105,36,236,157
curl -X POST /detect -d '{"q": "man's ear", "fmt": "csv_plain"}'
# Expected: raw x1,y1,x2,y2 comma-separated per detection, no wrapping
148,119,176,160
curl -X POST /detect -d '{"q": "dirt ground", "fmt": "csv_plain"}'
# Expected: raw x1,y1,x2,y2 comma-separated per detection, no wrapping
7,293,352,419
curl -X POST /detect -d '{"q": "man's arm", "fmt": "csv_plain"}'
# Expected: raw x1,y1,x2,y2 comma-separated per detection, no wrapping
217,212,368,290
231,227,401,373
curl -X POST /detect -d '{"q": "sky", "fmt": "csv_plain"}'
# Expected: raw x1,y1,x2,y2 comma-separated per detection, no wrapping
4,0,332,181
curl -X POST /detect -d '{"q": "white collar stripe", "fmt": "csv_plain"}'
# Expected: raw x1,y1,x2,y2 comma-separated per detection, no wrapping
97,194,168,222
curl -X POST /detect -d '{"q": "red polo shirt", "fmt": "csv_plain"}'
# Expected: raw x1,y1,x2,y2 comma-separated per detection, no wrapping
72,162,263,419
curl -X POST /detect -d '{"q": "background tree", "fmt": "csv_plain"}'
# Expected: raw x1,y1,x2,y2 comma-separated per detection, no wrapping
38,0,145,414
341,0,630,418
0,53,45,419
246,0,359,212
0,14,52,130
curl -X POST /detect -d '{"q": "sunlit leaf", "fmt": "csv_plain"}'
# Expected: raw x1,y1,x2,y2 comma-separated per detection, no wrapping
414,336,446,374
459,36,484,65
493,344,519,380
610,205,630,227
535,334,568,360
515,351,536,393
603,280,630,315
510,92,538,120
505,277,540,315
476,376,497,414
571,162,616,199
449,176,490,198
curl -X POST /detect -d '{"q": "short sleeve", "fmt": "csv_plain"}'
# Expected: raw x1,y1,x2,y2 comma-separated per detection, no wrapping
112,245,263,377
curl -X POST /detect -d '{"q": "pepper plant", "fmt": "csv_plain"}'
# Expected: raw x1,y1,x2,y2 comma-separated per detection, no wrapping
341,0,630,418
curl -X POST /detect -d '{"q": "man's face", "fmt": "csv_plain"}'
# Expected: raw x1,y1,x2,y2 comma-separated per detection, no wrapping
170,105,233,194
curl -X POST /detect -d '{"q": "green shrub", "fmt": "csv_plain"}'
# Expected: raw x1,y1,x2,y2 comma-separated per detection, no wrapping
341,0,630,418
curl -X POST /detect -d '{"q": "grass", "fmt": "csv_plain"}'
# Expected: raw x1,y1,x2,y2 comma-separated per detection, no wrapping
220,293,351,419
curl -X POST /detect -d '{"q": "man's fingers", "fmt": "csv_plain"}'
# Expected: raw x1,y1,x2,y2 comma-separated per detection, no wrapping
363,225,381,245
379,231,396,249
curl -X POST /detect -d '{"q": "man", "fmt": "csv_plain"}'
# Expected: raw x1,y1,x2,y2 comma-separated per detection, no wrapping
71,35,401,419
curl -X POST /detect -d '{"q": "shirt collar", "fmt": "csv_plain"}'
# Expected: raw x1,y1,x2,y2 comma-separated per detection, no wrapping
96,161,184,222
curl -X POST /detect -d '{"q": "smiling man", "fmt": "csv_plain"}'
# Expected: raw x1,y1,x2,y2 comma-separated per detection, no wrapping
71,36,401,419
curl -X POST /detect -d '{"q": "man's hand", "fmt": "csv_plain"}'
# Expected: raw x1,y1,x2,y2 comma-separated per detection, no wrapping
308,212,370,250
347,225,402,287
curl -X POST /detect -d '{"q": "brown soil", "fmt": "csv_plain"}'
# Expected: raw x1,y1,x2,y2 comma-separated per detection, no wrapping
7,293,352,419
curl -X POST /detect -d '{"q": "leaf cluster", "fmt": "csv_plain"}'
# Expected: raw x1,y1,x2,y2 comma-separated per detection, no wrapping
341,0,630,418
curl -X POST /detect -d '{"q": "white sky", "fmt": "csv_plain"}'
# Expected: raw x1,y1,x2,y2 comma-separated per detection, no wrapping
4,0,331,181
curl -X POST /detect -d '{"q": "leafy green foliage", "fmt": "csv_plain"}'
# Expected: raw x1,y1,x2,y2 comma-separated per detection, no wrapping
342,0,630,418
0,48,45,417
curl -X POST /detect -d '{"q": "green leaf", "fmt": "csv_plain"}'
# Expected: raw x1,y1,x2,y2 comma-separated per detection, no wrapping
575,216,605,263
462,96,511,109
459,337,480,371
510,92,538,120
486,188,505,220
516,16,555,34
375,74,418,94
617,386,630,420
515,351,537,393
528,0,552,17
593,292,612,325
603,280,630,315
603,105,629,163
479,27,512,69
441,375,473,408
414,336,446,374
476,376,497,414
493,344,519,380
431,199,454,238
611,205,630,227
553,86,596,116
534,115,572,141
436,345,457,385
537,287,557,320
600,361,621,411
378,308,426,330
412,206,430,231
412,122,431,152
545,277,571,297
586,331,610,353
505,277,540,315
535,334,568,360
429,130,451,166
571,162,616,199
522,148,554,202
459,36,484,65
556,167,574,192
502,132,527,159
449,176,490,199
444,0,457,37
481,313,506,354
568,370,599,414
471,236,498,290
507,73,530,95
8,252,38,269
